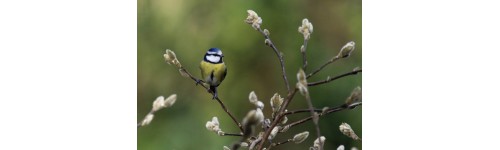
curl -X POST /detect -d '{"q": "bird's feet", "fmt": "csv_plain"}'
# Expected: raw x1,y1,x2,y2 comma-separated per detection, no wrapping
207,87,219,100
195,79,203,86
212,93,218,100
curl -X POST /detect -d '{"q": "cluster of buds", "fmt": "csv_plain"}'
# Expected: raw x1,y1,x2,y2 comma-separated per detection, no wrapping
339,122,360,140
269,92,288,124
140,114,154,127
310,136,326,150
270,93,283,112
244,10,262,30
298,18,314,40
292,131,309,144
152,95,177,112
139,95,177,127
206,117,225,136
337,41,356,58
270,93,283,114
296,69,309,96
164,49,182,68
345,86,362,108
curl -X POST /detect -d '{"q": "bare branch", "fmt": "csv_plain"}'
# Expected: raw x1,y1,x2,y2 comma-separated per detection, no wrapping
307,41,356,79
303,89,323,150
308,68,362,86
221,133,243,136
297,69,323,150
306,56,341,79
281,102,362,131
177,66,244,132
257,88,298,150
267,139,291,150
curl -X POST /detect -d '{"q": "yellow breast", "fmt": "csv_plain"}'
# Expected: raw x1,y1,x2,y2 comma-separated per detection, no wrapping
200,61,227,86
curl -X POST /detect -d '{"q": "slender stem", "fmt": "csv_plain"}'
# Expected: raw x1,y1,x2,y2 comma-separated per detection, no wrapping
281,102,362,131
257,88,298,150
303,87,323,150
222,133,243,136
257,28,291,93
178,67,244,132
214,97,243,132
301,39,309,71
308,69,362,86
275,139,291,146
283,108,324,116
306,56,341,79
267,139,291,150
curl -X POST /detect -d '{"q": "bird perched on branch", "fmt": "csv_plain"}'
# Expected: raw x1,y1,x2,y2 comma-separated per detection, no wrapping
198,48,227,99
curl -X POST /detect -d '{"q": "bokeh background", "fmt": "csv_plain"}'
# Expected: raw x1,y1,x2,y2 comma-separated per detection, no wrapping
138,0,361,149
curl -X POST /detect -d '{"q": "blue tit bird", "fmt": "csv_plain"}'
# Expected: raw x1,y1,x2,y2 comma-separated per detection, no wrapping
199,48,227,99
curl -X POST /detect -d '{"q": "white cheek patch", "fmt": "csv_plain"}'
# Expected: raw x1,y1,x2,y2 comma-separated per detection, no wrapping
206,55,221,63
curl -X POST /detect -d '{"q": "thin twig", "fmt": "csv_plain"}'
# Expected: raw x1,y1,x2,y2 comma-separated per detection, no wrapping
283,108,324,116
301,39,309,71
257,28,291,93
222,133,243,136
306,56,341,79
303,88,323,150
267,139,291,150
178,67,244,132
281,102,362,131
257,88,298,150
307,69,362,86
214,97,243,132
306,96,322,150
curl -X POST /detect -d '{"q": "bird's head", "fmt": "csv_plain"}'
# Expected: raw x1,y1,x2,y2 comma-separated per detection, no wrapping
204,48,224,63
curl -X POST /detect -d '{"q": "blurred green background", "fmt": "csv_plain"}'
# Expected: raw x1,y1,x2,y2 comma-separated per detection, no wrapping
138,0,361,149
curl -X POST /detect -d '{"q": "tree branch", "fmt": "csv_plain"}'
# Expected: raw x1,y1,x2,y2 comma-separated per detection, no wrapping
257,88,298,150
308,69,361,86
221,133,243,136
281,102,362,131
178,67,244,132
303,89,323,150
267,139,291,150
306,56,341,79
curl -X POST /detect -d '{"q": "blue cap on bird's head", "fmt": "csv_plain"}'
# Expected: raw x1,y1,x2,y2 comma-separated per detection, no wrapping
206,48,223,56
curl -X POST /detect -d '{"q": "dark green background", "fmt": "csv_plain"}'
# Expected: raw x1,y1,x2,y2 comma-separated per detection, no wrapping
138,0,361,149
